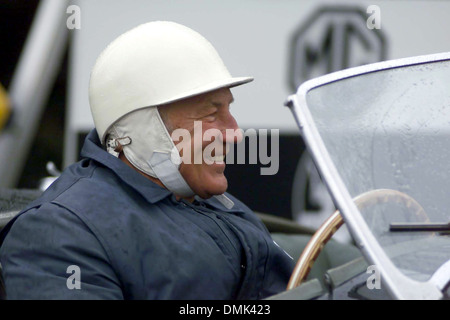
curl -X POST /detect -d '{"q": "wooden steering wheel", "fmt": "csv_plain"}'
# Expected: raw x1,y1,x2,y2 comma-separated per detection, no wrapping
287,188,429,290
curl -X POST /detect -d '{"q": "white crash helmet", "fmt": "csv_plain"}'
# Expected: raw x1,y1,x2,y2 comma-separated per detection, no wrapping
89,21,253,203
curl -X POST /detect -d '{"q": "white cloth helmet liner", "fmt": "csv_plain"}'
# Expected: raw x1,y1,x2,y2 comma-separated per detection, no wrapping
106,106,194,197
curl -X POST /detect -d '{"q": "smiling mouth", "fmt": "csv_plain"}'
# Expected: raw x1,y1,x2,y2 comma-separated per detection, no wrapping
204,145,230,164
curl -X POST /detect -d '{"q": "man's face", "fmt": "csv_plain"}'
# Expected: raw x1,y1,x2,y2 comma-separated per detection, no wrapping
161,88,242,199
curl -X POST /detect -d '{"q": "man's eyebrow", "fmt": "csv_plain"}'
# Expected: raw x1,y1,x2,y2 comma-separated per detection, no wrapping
211,97,234,107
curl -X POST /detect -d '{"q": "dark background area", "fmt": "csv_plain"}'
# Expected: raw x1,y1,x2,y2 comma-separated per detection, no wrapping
1,0,67,190
0,0,306,220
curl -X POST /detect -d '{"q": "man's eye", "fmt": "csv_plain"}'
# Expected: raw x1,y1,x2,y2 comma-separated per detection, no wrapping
203,113,217,121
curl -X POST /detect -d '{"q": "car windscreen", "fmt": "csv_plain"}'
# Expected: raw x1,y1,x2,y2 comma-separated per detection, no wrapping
296,56,450,298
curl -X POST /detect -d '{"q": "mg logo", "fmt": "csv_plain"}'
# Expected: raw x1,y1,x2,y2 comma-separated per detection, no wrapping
289,6,387,90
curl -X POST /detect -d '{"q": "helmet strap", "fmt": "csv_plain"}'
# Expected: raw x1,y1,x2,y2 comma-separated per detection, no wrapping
147,151,234,209
148,151,195,198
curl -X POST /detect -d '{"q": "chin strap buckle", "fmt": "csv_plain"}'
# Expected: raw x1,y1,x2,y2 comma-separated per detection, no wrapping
106,136,132,157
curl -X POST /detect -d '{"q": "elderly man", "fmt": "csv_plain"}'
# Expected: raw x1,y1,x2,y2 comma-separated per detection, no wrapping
0,21,294,299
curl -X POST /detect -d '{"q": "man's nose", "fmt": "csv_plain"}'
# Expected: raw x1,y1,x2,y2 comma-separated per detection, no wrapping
221,112,243,144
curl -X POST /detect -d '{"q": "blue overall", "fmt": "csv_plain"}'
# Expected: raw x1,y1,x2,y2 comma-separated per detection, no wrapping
0,130,294,299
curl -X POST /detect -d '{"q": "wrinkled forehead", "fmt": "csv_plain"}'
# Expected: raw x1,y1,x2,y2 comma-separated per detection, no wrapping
189,87,234,108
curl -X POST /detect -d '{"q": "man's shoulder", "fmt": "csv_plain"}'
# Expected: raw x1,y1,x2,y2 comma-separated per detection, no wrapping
6,160,136,228
0,160,151,248
50,164,148,221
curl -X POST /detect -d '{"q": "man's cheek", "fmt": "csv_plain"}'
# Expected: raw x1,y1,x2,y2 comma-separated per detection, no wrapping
171,129,194,164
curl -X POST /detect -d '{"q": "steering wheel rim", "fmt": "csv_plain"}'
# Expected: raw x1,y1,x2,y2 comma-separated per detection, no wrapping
287,188,429,290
